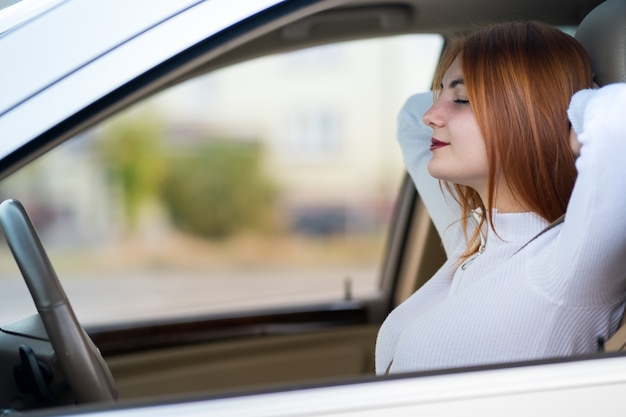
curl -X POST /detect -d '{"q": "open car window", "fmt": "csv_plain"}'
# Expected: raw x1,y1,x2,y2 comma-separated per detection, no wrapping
0,34,442,326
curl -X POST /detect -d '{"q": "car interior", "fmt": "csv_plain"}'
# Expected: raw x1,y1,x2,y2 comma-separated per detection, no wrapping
0,0,625,413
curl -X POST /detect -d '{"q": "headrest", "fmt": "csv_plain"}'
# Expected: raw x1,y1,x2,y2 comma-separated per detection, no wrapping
575,0,626,86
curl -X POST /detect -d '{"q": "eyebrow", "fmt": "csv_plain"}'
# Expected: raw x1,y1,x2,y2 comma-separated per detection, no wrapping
440,78,465,89
447,78,465,88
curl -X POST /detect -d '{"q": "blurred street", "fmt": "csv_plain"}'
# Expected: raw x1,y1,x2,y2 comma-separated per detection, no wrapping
0,265,378,326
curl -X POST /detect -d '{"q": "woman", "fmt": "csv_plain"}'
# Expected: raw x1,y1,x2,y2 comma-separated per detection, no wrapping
375,21,626,375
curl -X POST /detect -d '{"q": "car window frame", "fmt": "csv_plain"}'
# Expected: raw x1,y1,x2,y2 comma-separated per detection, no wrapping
0,3,445,354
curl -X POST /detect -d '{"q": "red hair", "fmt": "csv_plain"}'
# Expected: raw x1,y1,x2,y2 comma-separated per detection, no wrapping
433,22,593,259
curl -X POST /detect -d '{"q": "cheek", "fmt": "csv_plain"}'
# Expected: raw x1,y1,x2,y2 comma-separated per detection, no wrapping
452,114,485,152
453,118,489,173
465,133,488,160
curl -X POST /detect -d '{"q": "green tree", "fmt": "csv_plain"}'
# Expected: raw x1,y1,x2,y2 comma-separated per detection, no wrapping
160,140,277,239
96,114,166,229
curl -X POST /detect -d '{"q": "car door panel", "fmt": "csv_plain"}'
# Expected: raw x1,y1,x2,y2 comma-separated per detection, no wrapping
102,324,377,399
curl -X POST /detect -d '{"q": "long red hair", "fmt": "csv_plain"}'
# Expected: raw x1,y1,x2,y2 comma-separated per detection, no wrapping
433,22,593,259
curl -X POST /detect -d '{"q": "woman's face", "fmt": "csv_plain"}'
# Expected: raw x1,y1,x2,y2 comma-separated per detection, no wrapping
423,57,489,193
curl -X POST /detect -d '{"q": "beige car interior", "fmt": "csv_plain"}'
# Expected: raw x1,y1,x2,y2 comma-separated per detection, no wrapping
108,326,378,398
102,0,626,401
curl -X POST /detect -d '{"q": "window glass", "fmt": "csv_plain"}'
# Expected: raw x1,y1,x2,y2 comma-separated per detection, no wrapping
0,34,443,325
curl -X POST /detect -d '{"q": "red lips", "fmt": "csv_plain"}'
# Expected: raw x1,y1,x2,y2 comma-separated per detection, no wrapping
430,138,449,151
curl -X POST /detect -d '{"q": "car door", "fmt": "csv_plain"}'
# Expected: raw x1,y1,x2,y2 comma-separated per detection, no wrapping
0,1,446,400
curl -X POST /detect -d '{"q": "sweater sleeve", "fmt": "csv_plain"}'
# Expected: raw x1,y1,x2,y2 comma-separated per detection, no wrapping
534,83,626,305
397,92,464,258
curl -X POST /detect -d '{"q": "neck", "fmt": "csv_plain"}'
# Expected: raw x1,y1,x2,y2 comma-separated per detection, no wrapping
477,183,531,214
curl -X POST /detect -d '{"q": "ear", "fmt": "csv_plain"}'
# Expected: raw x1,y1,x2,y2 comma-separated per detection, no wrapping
569,127,581,158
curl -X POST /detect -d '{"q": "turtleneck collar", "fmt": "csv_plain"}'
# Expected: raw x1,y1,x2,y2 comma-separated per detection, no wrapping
486,210,550,245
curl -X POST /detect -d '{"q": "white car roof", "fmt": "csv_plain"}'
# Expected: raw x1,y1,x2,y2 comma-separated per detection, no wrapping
0,0,283,162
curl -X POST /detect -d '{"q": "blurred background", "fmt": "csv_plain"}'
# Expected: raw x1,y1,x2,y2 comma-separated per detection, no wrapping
0,34,443,325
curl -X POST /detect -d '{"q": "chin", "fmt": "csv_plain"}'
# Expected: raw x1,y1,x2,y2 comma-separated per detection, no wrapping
426,160,451,182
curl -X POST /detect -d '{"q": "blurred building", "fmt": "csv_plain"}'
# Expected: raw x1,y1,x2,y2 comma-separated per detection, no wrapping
0,34,442,243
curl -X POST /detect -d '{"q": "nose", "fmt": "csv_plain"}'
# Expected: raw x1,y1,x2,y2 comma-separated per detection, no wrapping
422,101,443,128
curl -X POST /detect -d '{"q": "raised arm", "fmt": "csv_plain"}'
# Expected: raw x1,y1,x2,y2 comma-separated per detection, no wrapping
532,84,626,303
397,92,464,258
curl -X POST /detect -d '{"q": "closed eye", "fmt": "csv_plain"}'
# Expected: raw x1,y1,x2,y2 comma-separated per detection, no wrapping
454,99,470,104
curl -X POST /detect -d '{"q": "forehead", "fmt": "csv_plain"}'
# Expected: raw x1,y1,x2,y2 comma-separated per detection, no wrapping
442,57,464,85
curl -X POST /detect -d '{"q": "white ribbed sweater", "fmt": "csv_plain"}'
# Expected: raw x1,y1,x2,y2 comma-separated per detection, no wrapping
375,84,626,375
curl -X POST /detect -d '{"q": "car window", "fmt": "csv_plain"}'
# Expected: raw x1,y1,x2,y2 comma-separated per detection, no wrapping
0,34,443,325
